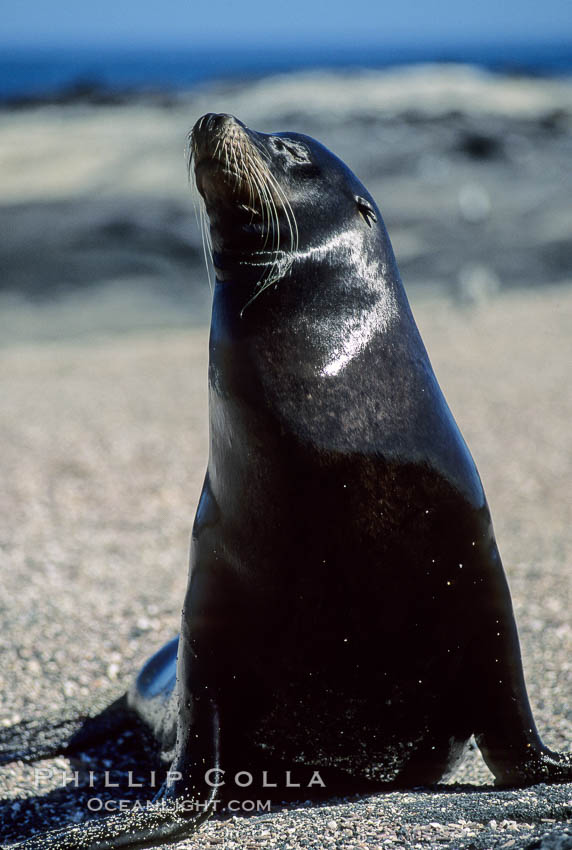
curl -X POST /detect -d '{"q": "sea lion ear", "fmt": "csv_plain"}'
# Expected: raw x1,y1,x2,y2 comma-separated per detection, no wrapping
355,196,377,227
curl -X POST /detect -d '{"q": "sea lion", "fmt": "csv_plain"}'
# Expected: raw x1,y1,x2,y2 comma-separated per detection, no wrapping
3,112,571,849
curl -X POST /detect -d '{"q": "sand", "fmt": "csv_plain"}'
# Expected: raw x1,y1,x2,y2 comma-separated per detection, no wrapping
0,282,571,848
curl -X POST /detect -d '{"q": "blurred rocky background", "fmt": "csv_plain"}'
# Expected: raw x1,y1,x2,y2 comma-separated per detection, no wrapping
1,65,571,342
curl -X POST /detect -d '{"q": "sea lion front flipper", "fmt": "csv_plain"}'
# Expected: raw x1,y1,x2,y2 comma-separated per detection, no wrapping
472,546,572,786
9,697,222,850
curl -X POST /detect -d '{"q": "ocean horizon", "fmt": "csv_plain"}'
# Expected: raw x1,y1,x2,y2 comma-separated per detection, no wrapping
2,39,572,100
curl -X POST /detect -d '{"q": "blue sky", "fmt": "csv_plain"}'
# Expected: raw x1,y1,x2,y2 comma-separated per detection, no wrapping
3,0,572,47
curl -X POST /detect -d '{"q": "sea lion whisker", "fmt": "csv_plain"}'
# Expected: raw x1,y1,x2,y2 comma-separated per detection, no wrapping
230,137,243,196
184,139,194,184
252,162,279,256
222,138,230,173
258,163,288,259
227,138,237,190
243,157,265,228
244,151,278,254
246,146,298,257
184,141,215,292
237,137,262,225
200,202,214,292
189,167,205,268
215,130,228,162
242,159,294,295
239,153,299,302
238,255,294,316
262,166,299,254
252,168,274,252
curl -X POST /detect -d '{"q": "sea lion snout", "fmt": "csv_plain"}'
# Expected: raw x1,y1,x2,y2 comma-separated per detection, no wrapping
190,112,256,206
191,112,247,155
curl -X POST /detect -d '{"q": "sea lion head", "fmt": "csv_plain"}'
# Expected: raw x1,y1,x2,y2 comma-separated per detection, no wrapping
189,113,390,309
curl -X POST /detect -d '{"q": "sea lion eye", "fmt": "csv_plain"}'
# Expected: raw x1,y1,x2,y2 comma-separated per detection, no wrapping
356,196,377,227
271,137,310,163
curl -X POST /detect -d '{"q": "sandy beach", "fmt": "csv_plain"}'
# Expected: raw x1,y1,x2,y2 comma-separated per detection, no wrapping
0,65,571,848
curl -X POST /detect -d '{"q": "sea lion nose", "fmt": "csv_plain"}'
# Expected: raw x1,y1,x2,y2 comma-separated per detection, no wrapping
195,113,245,136
212,113,245,130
